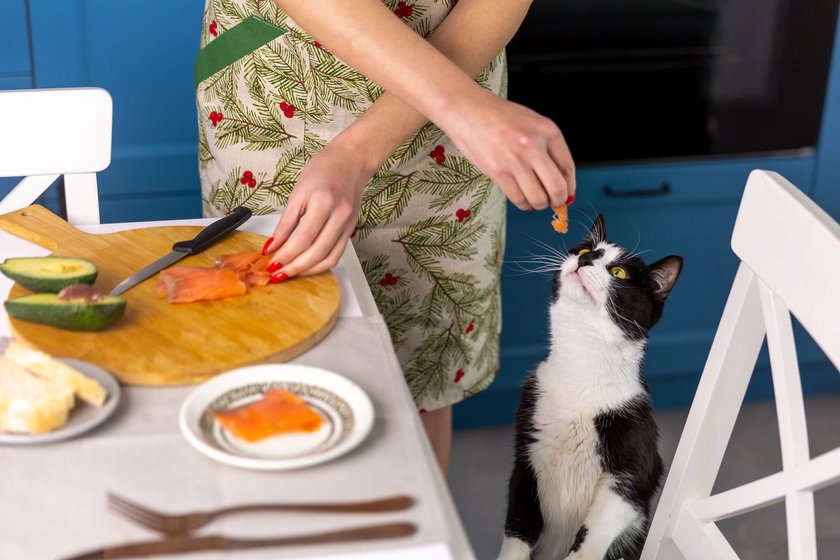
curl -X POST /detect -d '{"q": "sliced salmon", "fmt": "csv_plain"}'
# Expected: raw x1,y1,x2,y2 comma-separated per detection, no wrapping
156,248,276,304
216,252,261,273
211,389,323,442
157,267,248,304
551,204,569,234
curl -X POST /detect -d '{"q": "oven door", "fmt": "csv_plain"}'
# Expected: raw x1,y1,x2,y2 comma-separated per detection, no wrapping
507,0,840,164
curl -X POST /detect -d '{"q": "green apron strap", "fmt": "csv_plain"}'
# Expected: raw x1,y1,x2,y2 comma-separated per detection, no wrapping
194,16,286,87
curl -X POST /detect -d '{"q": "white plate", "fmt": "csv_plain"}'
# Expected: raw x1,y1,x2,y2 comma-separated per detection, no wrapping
0,358,121,445
179,364,374,471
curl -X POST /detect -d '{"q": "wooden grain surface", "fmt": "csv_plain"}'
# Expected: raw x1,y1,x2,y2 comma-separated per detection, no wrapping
0,205,340,386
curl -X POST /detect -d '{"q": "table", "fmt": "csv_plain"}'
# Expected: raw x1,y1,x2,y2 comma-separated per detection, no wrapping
0,215,476,560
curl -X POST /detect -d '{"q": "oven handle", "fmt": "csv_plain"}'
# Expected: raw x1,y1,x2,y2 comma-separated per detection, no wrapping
603,182,671,197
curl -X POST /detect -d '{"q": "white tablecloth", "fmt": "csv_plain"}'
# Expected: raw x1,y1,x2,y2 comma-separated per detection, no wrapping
0,215,475,560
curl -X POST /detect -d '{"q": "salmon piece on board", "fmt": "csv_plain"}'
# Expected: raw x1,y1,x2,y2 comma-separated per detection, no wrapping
156,267,248,304
211,389,323,442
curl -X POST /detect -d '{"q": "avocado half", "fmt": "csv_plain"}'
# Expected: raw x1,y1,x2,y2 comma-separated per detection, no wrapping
5,293,126,331
0,256,98,293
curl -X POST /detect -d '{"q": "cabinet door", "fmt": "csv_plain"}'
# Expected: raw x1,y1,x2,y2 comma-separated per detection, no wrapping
28,0,205,221
456,156,818,427
0,0,31,78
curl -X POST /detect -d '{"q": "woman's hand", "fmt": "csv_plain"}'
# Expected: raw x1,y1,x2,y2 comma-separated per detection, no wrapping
441,91,575,211
262,142,372,281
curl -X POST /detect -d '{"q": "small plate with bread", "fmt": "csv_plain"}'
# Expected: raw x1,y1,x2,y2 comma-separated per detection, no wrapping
0,338,120,445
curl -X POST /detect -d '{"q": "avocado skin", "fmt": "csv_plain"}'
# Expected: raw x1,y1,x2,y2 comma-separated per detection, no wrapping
0,257,98,293
4,294,126,331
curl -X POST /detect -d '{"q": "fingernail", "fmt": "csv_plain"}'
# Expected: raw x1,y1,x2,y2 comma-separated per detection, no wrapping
261,237,274,255
270,272,288,283
267,260,283,273
566,194,575,206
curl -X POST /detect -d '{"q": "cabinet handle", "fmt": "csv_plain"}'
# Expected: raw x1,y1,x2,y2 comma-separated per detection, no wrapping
603,182,671,197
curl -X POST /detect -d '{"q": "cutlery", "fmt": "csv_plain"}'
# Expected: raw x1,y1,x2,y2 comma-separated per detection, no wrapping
108,492,415,535
63,522,417,559
109,206,252,296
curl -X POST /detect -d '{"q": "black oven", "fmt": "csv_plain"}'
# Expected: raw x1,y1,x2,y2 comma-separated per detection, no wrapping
507,0,840,164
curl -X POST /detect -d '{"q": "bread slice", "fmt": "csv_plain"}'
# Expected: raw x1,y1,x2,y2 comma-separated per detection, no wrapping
0,358,74,434
4,340,107,407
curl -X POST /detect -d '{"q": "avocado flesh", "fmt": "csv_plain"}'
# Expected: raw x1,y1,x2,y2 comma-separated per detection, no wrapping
5,293,126,331
0,257,98,293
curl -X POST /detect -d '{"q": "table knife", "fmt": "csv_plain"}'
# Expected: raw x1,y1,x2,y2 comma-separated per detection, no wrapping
109,206,252,296
63,522,417,559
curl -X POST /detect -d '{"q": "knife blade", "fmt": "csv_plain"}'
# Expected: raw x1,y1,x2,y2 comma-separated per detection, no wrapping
109,206,252,296
62,522,417,559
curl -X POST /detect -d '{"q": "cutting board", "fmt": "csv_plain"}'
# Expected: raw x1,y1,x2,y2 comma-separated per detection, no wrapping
0,205,341,386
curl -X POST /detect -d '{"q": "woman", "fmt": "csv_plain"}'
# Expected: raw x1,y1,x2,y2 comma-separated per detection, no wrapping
197,0,575,474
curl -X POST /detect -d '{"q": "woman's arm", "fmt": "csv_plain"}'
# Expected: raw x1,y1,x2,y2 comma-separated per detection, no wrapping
265,0,574,279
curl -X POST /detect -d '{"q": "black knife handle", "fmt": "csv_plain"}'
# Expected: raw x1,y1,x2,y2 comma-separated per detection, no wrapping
172,206,252,255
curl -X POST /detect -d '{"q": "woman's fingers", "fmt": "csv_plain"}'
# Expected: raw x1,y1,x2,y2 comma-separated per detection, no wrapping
272,215,350,280
548,134,575,201
513,167,549,210
267,197,333,271
495,172,531,211
265,201,302,255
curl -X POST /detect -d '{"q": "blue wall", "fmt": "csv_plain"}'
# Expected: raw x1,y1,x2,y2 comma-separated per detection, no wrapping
2,0,839,427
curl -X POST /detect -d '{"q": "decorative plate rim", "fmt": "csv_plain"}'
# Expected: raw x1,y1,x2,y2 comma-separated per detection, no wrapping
179,364,374,471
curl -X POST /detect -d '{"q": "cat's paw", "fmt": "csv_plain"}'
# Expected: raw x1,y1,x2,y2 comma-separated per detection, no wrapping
497,536,531,560
563,551,597,560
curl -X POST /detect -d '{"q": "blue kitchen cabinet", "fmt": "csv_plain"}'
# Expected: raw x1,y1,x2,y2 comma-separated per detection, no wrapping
25,0,205,221
4,1,839,426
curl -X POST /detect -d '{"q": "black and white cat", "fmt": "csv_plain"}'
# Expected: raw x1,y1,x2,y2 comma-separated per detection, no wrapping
498,215,682,560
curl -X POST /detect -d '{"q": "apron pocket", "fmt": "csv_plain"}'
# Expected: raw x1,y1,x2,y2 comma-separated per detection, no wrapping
194,16,286,87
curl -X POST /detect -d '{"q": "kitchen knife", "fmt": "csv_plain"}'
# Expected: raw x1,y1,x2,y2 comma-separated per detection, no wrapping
109,206,252,296
63,522,417,559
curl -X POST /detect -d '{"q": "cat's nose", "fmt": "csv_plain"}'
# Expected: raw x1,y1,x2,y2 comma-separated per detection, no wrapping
578,253,595,267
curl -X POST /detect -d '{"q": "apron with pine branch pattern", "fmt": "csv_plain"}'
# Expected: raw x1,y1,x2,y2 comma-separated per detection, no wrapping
197,0,507,411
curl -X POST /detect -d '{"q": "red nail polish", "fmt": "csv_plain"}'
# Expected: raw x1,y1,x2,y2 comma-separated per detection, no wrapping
270,272,288,283
261,237,274,256
267,261,283,273
566,194,575,206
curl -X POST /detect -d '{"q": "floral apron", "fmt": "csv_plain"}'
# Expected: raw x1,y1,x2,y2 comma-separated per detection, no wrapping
197,0,507,411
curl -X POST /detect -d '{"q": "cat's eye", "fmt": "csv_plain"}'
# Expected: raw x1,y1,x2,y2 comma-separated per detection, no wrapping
577,248,591,256
609,266,627,279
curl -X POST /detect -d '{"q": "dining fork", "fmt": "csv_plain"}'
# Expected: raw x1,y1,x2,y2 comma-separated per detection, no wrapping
107,492,415,535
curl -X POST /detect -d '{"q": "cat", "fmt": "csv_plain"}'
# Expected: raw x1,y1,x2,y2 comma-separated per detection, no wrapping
497,215,682,560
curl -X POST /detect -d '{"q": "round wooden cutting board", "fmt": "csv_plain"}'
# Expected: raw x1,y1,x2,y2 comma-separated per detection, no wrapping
0,206,340,386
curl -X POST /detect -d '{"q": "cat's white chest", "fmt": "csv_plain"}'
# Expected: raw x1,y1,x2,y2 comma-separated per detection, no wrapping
529,398,602,559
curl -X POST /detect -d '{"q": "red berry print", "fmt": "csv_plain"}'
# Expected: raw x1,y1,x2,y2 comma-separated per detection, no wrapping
394,1,413,18
279,101,296,119
240,171,257,189
313,41,321,48
419,408,428,414
455,208,471,222
465,319,475,334
209,111,223,127
429,144,446,164
209,20,218,37
454,369,465,383
379,272,399,287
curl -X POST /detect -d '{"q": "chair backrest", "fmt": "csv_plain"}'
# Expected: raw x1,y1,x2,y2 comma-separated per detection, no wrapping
642,170,840,560
0,87,112,224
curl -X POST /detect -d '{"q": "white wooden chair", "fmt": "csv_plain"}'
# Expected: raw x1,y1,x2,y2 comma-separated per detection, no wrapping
0,87,112,224
642,170,840,559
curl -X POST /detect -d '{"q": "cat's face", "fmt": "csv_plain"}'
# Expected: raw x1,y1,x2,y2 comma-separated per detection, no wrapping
551,215,683,340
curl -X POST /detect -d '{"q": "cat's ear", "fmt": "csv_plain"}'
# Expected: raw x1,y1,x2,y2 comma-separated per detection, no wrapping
648,256,683,301
586,214,607,245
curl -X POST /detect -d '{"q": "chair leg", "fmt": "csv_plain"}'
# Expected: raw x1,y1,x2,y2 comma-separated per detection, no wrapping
63,173,101,224
759,282,817,560
0,175,59,216
642,264,766,560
